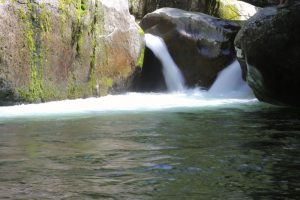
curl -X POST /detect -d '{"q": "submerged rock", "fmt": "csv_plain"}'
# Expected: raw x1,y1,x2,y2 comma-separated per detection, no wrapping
235,2,300,106
140,7,240,89
0,0,144,104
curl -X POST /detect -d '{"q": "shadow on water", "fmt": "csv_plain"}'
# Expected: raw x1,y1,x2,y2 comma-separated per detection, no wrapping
148,106,300,200
240,107,300,200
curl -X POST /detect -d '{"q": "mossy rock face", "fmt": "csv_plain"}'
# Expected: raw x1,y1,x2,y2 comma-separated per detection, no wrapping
0,0,144,104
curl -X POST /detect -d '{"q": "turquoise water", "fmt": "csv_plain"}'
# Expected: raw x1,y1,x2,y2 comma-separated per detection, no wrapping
0,97,300,199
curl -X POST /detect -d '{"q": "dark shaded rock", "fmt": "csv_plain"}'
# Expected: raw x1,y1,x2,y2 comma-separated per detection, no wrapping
0,78,18,105
235,2,300,106
140,8,240,88
132,47,167,92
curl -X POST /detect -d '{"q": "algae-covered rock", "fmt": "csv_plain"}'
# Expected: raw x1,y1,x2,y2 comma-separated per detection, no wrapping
0,0,144,104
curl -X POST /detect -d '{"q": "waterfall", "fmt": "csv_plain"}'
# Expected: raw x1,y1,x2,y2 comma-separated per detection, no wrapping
208,60,253,98
144,34,185,92
0,59,257,119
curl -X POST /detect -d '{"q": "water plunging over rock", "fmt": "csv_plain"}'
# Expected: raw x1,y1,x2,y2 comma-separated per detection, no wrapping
140,8,240,89
209,60,253,98
144,34,185,92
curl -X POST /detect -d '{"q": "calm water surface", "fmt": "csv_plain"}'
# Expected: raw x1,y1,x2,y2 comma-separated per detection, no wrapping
1,104,300,199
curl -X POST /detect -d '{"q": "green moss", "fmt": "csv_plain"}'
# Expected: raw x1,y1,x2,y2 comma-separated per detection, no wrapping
86,0,108,96
17,8,27,21
41,85,60,101
87,1,98,96
40,3,45,9
39,7,52,34
99,77,113,96
137,46,145,68
67,75,86,99
137,25,144,36
27,63,44,102
135,25,145,68
88,45,98,96
88,32,97,96
75,0,88,21
59,0,98,98
16,5,42,102
59,0,89,55
16,1,55,102
58,0,68,26
75,0,88,54
26,0,32,11
104,78,113,88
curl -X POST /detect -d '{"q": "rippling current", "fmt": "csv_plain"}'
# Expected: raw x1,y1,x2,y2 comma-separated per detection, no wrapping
0,93,300,199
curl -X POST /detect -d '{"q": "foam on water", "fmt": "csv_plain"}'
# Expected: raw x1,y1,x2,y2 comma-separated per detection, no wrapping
0,91,257,119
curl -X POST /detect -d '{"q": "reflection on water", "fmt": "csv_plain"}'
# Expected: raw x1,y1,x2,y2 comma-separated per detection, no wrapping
0,105,300,199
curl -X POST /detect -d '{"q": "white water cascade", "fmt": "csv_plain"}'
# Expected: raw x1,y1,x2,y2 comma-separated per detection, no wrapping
144,34,185,92
208,60,253,98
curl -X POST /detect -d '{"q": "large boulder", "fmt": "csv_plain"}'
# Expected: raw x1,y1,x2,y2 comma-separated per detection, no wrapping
139,8,240,89
0,0,144,104
235,2,300,106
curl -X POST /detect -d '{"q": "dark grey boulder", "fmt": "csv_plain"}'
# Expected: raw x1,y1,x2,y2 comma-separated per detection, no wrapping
235,2,300,106
140,8,240,89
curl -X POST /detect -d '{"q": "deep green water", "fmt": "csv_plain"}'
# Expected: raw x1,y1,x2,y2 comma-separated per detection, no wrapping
1,104,300,199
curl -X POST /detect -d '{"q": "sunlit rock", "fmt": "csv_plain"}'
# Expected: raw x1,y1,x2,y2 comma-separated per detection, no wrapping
216,0,259,20
0,0,144,104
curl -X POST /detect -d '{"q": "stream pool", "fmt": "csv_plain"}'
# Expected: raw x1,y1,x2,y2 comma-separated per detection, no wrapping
0,93,299,199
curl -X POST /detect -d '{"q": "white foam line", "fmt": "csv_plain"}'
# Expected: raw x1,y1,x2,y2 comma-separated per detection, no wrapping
0,92,257,118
